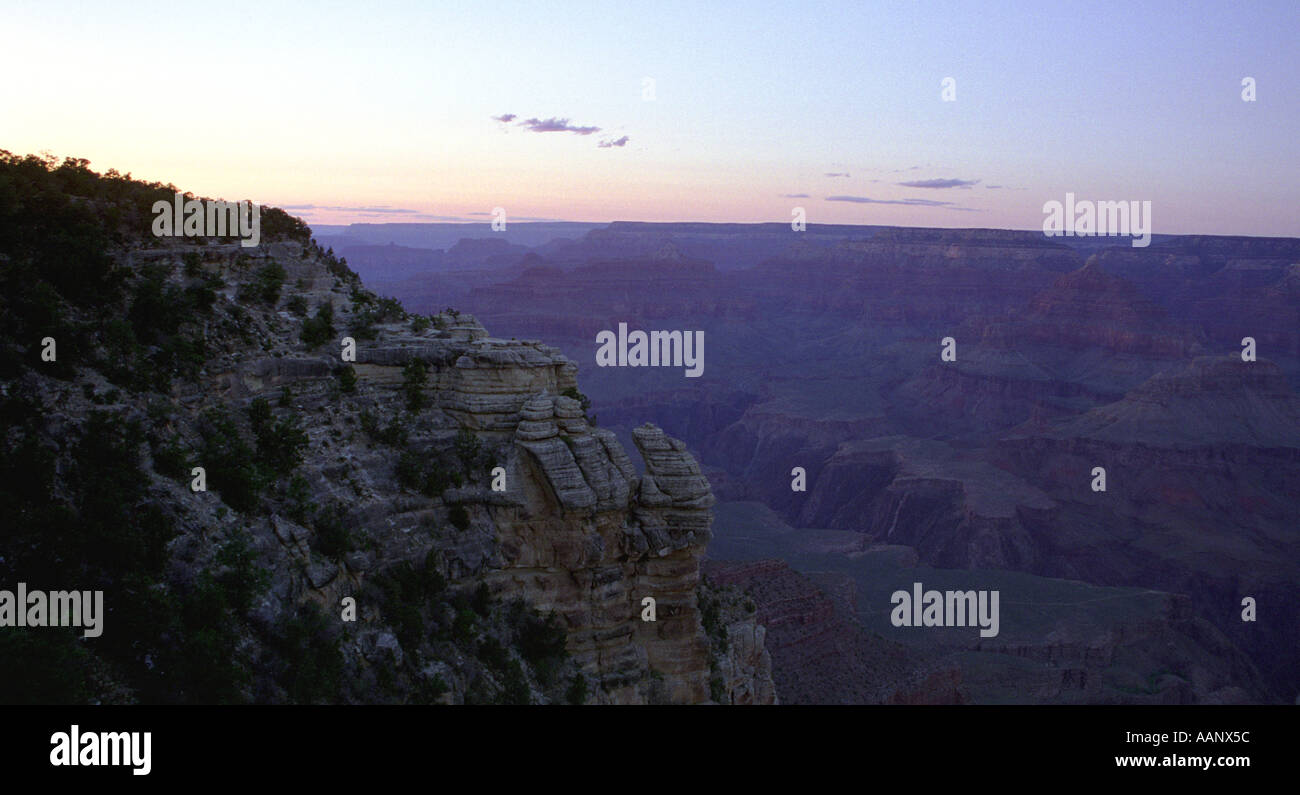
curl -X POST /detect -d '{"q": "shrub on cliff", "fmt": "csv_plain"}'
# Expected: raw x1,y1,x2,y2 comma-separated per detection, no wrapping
311,502,354,561
561,387,591,414
566,673,588,705
396,450,455,497
238,261,286,305
300,302,335,348
507,602,568,686
454,428,483,472
198,408,265,513
496,659,531,705
247,398,308,477
265,602,344,704
150,435,191,480
337,364,357,393
402,358,428,412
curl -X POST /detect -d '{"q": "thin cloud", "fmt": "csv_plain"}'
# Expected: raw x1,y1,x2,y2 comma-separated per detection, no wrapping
518,117,601,135
826,195,954,206
781,193,810,198
281,204,421,214
824,172,851,178
896,178,980,189
465,212,565,221
497,113,629,146
825,195,982,212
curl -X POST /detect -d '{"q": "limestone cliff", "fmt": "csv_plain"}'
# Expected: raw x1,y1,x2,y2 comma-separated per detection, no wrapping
207,242,770,703
0,157,774,704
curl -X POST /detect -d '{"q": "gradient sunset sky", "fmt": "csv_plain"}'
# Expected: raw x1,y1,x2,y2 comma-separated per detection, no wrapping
3,0,1296,234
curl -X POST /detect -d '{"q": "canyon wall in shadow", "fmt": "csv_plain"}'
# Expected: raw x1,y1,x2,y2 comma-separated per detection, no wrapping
338,222,1300,703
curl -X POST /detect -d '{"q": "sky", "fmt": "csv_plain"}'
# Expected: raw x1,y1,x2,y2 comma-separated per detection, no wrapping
2,0,1297,235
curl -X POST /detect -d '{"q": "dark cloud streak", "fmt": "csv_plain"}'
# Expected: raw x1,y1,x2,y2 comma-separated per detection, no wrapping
518,117,601,135
896,178,980,189
825,195,982,212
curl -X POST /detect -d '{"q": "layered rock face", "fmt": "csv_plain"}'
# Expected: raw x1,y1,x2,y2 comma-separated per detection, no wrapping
316,308,756,701
1095,237,1300,360
792,437,1056,570
992,357,1300,697
1,179,776,704
303,316,759,703
483,401,722,703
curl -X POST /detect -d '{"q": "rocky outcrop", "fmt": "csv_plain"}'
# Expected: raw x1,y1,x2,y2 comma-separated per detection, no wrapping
302,317,760,702
476,404,725,702
13,197,774,704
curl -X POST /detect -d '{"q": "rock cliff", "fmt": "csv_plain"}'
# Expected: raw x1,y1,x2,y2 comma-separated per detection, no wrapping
202,246,770,703
0,157,774,704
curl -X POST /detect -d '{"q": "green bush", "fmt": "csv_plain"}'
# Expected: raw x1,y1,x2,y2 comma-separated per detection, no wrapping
514,607,567,669
496,659,531,705
199,408,264,513
395,444,455,498
0,629,93,704
454,428,482,472
248,399,308,477
566,673,588,705
151,436,190,479
267,602,343,704
477,636,510,671
561,387,592,414
414,673,448,703
375,296,404,320
215,535,270,613
472,582,492,616
300,303,335,349
239,261,286,305
402,358,428,412
285,473,315,524
710,674,727,703
312,502,353,560
452,608,477,644
337,364,357,393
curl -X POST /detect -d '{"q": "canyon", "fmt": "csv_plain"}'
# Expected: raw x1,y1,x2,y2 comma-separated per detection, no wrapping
332,220,1300,703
